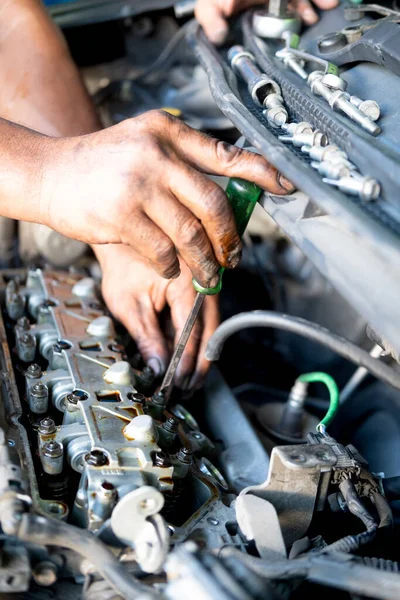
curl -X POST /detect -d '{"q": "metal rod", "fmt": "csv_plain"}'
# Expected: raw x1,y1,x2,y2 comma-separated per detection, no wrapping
161,292,205,395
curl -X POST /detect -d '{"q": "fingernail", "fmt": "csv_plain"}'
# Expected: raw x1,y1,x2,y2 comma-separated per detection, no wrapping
278,173,296,193
208,273,220,288
209,26,228,46
227,248,242,268
147,357,164,376
303,8,318,23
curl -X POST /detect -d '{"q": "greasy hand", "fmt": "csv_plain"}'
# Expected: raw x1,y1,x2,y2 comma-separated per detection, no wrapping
40,110,293,289
95,244,219,391
195,0,339,44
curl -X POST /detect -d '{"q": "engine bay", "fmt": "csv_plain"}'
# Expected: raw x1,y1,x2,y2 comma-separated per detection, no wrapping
1,2,400,599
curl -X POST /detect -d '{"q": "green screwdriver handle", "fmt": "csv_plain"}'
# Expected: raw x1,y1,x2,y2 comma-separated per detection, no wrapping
193,178,263,295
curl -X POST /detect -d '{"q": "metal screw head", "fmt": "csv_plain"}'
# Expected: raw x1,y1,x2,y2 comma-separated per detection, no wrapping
17,316,30,330
43,440,63,459
85,450,108,467
127,392,145,403
289,452,306,463
26,363,42,379
20,333,34,346
31,383,48,398
177,446,193,464
66,389,89,404
151,390,166,407
39,417,56,435
207,517,219,526
153,451,171,468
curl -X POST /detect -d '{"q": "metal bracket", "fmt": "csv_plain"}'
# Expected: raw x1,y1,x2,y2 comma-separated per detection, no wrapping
240,444,336,546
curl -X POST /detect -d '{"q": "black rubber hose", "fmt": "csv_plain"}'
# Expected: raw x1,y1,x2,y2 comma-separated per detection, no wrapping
205,311,400,392
15,514,155,600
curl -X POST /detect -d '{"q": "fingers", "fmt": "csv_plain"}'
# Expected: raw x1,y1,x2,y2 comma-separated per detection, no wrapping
168,122,295,194
190,295,220,390
121,212,181,281
167,164,242,278
293,0,318,24
120,294,170,377
167,282,204,389
195,0,266,45
312,0,339,9
144,190,221,289
195,0,229,45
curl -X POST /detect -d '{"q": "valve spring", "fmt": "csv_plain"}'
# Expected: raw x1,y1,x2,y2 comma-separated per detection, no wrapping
161,479,185,521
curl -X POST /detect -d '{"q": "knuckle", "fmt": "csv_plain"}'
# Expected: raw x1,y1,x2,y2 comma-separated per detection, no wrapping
201,184,231,220
151,109,176,129
214,140,243,168
178,218,206,248
152,238,175,266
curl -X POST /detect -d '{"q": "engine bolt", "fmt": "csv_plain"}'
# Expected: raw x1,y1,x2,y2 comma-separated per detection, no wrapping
263,105,288,128
279,130,328,148
127,392,145,403
301,144,346,162
153,451,171,468
85,450,109,467
152,390,166,407
43,440,63,459
349,96,380,122
26,363,42,379
39,417,56,435
322,175,380,201
177,446,193,464
29,382,48,414
17,316,30,330
281,121,313,136
20,333,34,346
311,160,350,180
163,417,179,433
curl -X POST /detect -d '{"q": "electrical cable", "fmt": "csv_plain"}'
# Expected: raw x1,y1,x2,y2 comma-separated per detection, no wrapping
205,311,400,392
296,372,339,432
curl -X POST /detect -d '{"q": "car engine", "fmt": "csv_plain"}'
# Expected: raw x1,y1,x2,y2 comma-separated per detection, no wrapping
1,2,400,599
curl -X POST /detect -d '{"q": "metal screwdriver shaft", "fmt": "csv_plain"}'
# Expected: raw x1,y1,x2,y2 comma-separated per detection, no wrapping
161,292,205,394
160,178,263,398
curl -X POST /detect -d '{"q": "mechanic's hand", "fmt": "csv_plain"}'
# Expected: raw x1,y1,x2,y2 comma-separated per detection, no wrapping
195,0,339,44
41,110,293,289
94,243,219,391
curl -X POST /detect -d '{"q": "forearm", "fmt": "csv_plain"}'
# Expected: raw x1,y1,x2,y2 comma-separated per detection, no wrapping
0,118,49,223
0,0,101,136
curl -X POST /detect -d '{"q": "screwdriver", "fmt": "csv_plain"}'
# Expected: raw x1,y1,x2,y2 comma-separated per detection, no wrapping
160,177,263,396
